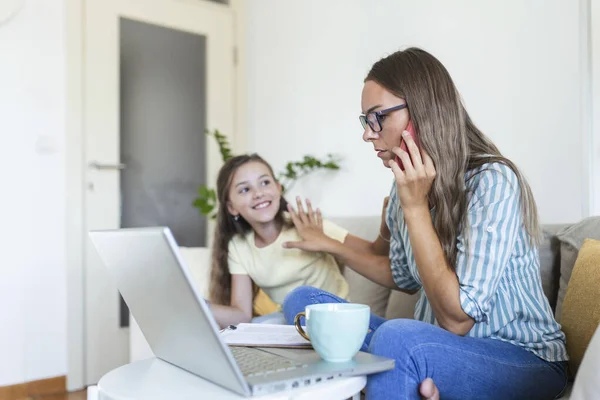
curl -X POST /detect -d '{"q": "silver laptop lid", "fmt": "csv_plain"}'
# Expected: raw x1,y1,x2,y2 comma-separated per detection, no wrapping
88,227,250,396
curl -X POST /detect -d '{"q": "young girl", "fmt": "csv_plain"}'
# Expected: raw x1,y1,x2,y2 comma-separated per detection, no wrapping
282,48,568,400
206,153,350,329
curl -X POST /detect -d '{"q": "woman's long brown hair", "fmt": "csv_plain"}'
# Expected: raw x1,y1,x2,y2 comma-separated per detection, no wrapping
366,47,541,270
208,153,290,306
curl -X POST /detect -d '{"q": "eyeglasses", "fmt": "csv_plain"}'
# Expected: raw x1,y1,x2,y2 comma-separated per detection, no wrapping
359,104,408,133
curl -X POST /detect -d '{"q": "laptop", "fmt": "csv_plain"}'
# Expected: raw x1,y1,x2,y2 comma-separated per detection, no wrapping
88,227,394,397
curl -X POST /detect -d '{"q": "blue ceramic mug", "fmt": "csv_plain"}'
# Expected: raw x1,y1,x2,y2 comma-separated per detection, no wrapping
294,303,370,362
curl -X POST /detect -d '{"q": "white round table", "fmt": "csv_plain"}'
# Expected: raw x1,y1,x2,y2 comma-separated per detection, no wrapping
97,357,366,400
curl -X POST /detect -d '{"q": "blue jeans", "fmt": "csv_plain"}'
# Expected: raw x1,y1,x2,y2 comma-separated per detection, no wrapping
283,286,568,400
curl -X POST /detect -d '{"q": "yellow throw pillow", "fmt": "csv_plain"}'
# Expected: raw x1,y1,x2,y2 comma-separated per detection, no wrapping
253,289,281,316
561,238,600,375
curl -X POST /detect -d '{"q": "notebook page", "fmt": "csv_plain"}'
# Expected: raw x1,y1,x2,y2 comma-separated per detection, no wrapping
221,323,311,347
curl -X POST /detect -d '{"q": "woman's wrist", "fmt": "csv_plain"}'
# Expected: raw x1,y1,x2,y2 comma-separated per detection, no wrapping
402,204,431,222
323,236,343,255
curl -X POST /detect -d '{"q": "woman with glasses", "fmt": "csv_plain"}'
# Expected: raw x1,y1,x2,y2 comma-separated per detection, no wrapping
281,47,568,400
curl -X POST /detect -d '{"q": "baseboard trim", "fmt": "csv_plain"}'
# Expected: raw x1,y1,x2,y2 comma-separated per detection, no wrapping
0,376,66,400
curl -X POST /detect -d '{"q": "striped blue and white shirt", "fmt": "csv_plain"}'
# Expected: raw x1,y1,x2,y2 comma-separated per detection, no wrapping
386,162,568,362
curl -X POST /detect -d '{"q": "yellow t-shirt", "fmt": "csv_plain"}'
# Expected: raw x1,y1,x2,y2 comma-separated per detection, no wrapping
227,219,350,307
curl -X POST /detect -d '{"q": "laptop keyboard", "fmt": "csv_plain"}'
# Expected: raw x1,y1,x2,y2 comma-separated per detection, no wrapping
229,346,308,377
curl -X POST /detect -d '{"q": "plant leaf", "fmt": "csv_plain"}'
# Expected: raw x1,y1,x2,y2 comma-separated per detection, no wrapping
206,128,234,162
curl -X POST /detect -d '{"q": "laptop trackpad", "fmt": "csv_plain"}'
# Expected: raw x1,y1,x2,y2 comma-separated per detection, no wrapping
257,347,321,363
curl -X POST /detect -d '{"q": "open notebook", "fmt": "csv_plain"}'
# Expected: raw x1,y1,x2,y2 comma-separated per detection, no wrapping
220,323,312,349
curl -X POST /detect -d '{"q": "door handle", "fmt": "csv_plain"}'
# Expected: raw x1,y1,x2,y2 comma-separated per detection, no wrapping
88,161,127,170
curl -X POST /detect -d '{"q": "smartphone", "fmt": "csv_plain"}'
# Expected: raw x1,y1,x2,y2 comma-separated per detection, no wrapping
395,120,420,170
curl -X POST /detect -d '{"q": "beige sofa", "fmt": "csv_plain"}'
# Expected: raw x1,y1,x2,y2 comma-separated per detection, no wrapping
130,215,600,399
326,215,600,400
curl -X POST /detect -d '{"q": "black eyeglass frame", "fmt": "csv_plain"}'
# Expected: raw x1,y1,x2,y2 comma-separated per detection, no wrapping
359,104,408,133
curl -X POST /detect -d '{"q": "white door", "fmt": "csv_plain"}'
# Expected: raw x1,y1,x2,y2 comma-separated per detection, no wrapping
83,0,235,385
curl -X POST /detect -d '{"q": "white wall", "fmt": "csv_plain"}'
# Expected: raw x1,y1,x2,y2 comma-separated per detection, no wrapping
593,0,600,216
245,0,591,223
0,0,67,386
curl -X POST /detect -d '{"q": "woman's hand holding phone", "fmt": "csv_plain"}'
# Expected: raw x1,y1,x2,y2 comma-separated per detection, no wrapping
394,120,421,170
390,123,436,212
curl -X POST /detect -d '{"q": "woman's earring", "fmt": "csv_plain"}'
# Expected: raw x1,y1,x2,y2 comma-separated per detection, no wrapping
233,215,239,221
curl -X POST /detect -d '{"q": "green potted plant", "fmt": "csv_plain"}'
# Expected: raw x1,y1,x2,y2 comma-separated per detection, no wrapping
193,129,342,219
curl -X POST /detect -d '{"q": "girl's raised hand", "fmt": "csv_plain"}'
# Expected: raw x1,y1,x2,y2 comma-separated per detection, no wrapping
283,197,332,252
292,196,323,230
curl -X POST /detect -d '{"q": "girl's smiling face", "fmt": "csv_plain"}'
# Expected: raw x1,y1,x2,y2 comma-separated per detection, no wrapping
227,161,282,224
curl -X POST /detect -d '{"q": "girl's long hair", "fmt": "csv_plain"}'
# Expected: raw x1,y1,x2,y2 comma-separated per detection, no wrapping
208,153,289,306
366,47,541,270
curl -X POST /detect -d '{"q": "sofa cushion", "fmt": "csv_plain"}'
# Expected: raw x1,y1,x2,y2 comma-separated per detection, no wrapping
178,246,212,298
328,216,382,247
253,289,280,316
539,224,569,311
329,215,392,317
385,290,419,320
560,238,600,376
555,217,600,321
344,268,391,317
